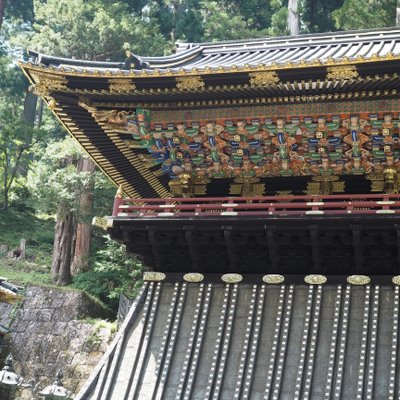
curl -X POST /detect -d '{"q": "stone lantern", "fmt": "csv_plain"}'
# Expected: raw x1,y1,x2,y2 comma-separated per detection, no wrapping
0,354,22,400
37,369,72,399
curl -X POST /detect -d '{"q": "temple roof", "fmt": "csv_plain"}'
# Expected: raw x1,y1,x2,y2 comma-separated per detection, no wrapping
27,27,400,75
19,27,400,198
75,279,400,400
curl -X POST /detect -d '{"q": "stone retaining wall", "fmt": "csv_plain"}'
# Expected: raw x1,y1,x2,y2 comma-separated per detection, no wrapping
0,285,115,398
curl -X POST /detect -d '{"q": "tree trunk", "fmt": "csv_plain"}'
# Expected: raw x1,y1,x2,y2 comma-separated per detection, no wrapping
397,0,400,26
51,207,74,285
16,238,26,259
35,98,44,128
288,0,299,36
71,158,95,275
0,0,6,30
23,91,38,127
2,187,8,210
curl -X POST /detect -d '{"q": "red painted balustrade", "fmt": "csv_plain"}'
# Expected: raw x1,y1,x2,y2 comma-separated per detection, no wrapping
112,193,400,218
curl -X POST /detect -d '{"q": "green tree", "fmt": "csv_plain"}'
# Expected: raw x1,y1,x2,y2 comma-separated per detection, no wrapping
19,0,168,60
0,49,42,210
27,137,95,285
201,1,269,41
302,0,345,33
73,236,143,312
333,0,397,30
147,0,204,44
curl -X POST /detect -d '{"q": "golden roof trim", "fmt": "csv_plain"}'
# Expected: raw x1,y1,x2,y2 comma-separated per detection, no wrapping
90,87,398,110
19,53,400,79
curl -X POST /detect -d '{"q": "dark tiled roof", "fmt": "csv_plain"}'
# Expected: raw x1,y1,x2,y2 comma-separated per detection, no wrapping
28,27,400,73
76,281,400,399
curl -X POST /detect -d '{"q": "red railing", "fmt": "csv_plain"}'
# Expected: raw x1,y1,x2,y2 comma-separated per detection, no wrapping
112,193,400,218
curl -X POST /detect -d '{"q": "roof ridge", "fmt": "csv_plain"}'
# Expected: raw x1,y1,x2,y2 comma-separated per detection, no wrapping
179,25,400,48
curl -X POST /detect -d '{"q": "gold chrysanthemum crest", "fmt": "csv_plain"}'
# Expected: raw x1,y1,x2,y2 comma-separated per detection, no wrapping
108,78,136,93
305,274,327,285
249,71,280,86
183,273,204,283
262,274,285,284
143,271,166,281
176,75,205,91
221,273,243,284
347,275,370,285
392,276,400,286
326,65,359,80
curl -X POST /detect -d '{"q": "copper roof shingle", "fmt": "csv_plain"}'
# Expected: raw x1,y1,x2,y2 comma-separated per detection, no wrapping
27,27,400,74
76,281,400,400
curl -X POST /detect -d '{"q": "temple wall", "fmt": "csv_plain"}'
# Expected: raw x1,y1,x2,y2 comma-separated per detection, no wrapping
0,285,114,398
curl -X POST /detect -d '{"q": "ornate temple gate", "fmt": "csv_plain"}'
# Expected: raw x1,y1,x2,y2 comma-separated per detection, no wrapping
20,27,400,399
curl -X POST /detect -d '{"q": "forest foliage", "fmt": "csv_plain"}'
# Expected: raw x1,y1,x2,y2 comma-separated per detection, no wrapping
0,0,399,310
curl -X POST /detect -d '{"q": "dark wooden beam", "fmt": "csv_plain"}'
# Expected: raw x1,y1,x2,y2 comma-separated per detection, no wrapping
351,224,364,273
223,226,237,272
309,225,321,272
183,226,201,271
265,225,279,272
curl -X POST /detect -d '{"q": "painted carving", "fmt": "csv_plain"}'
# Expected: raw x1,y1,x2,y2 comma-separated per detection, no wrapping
93,110,400,182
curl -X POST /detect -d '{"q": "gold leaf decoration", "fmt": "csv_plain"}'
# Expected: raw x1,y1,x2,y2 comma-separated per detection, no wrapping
249,71,280,86
30,72,68,97
193,185,207,195
326,65,359,80
221,273,243,284
108,78,136,93
392,276,400,285
176,75,205,91
332,181,346,193
143,272,166,281
305,274,327,285
183,273,204,283
92,216,108,231
347,275,371,285
262,274,285,284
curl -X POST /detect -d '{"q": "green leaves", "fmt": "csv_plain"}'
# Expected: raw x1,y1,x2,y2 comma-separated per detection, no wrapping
20,0,168,59
332,0,396,30
72,236,143,312
27,137,91,215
